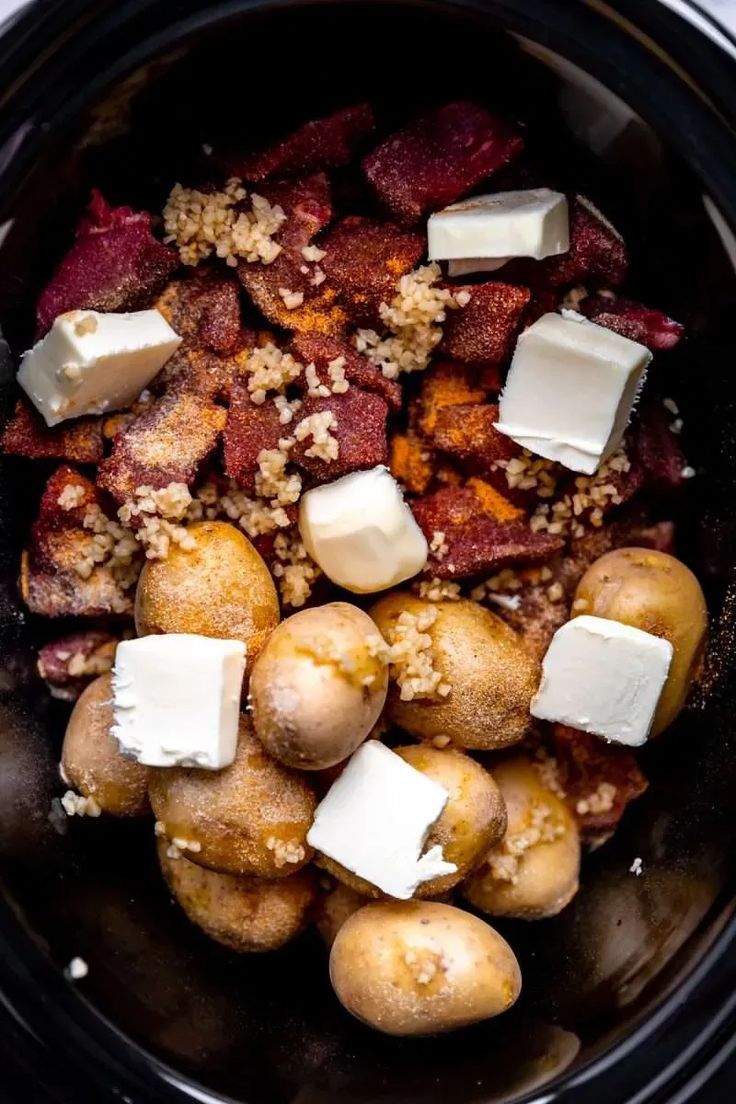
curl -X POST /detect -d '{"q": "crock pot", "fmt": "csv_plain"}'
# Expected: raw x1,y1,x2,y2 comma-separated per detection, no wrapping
0,1,735,1101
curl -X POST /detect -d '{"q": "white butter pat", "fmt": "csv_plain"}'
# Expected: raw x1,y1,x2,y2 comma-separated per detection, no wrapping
428,188,569,271
531,615,673,747
307,741,457,899
495,312,652,474
18,309,181,426
298,465,428,594
112,634,246,769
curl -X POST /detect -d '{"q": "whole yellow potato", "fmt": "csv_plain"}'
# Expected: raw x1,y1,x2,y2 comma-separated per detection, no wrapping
149,717,316,877
315,881,369,948
62,673,149,816
135,521,279,675
158,838,316,952
573,547,707,734
395,745,507,896
250,602,388,770
462,757,580,920
369,594,538,750
330,901,521,1035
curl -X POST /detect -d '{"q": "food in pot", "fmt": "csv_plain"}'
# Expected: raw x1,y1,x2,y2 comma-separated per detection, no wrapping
4,95,705,1036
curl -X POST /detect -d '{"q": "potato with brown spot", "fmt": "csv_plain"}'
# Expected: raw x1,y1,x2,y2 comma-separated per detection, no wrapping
462,757,580,920
62,673,149,816
315,881,369,948
250,602,388,770
573,547,707,735
158,839,316,952
370,593,538,750
149,717,316,877
135,521,279,675
395,745,507,896
330,901,521,1036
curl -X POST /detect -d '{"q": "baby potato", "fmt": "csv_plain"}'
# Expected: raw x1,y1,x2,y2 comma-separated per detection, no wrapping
135,521,279,674
462,757,580,920
330,900,521,1036
369,593,538,750
62,673,149,816
573,547,707,734
158,838,316,952
395,745,507,896
149,717,316,878
250,602,388,770
315,881,369,948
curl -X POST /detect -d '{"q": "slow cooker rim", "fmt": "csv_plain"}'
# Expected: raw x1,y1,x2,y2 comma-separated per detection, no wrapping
0,1,734,1102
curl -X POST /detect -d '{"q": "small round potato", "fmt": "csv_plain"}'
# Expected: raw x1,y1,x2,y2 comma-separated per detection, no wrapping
315,881,369,948
158,838,316,952
395,745,507,896
330,900,521,1036
149,717,316,878
62,673,149,816
462,757,580,920
369,594,539,750
135,521,279,674
574,547,707,734
250,603,388,770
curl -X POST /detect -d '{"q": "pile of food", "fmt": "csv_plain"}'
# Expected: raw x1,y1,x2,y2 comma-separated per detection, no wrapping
5,100,708,1037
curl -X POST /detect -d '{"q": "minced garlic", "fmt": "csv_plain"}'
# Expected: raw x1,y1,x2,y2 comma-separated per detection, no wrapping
163,179,285,267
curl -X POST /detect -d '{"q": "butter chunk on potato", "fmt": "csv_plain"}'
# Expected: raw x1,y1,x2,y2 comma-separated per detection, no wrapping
330,900,521,1036
573,547,707,735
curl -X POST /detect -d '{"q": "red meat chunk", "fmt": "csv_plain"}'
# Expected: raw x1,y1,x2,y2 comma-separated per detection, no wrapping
551,724,648,844
632,403,688,493
319,216,424,326
363,101,524,224
227,104,375,182
291,389,388,481
542,195,628,288
580,292,684,351
238,173,347,335
22,466,131,617
156,270,242,355
37,630,117,701
426,402,521,474
97,391,226,504
412,485,563,579
441,282,530,366
36,190,178,335
290,333,402,410
1,398,103,463
223,386,285,492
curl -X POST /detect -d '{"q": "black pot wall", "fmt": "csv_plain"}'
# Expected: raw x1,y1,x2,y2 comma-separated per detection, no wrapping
0,3,735,1103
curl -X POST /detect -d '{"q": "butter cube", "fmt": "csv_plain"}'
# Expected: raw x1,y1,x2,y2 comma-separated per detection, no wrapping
112,634,246,769
531,615,673,747
298,465,428,594
428,188,569,268
18,309,181,426
495,311,651,474
307,741,457,899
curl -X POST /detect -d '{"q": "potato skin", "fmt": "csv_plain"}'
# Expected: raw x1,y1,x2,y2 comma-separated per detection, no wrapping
370,594,538,750
135,521,279,675
158,839,316,952
573,548,707,735
149,717,316,877
315,881,369,948
395,745,507,896
250,603,388,770
330,901,521,1036
462,757,580,920
62,673,149,816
